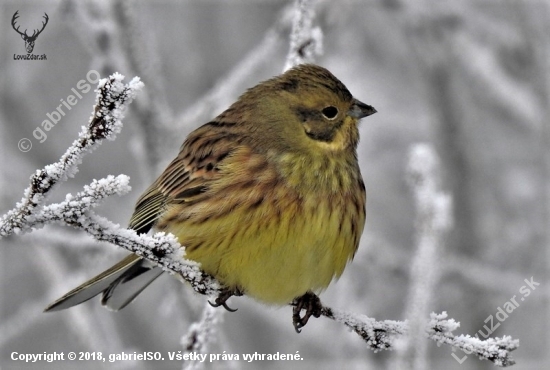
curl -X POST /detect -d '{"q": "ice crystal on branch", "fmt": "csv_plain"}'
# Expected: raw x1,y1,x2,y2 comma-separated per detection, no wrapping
428,312,519,366
0,41,520,370
87,73,143,141
284,0,323,71
0,73,142,238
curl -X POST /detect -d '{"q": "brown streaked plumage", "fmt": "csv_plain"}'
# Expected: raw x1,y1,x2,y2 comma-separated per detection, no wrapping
45,64,376,331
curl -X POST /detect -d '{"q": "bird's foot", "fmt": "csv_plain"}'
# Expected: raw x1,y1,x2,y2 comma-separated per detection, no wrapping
208,288,243,312
291,291,322,333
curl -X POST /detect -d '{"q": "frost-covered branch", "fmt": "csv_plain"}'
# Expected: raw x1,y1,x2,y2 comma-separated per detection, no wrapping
284,0,323,71
320,308,518,366
427,312,519,367
393,144,453,369
0,72,221,298
182,303,224,370
30,175,220,297
0,73,143,237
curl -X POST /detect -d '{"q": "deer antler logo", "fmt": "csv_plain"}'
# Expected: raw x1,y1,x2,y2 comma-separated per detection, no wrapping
12,11,49,54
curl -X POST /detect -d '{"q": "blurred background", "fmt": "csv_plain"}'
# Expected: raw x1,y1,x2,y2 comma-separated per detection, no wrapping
0,0,548,369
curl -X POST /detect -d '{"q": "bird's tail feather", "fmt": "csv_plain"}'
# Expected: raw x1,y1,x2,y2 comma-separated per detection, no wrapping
44,254,163,312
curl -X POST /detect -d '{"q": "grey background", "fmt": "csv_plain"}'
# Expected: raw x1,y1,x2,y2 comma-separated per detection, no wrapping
0,0,548,369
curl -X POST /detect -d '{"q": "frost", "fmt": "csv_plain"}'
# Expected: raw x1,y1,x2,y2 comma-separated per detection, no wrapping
321,308,517,366
0,73,143,238
427,312,519,366
0,11,521,368
182,304,224,370
284,0,323,71
393,143,453,369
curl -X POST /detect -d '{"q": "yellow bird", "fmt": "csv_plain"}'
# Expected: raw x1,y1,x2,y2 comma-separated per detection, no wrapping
45,64,376,331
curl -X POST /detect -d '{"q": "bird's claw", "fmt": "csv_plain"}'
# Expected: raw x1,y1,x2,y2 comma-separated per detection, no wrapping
208,288,242,312
291,291,322,333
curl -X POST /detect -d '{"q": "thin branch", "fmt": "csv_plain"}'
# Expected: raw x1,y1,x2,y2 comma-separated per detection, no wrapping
182,303,224,370
284,0,323,71
393,144,453,369
321,308,518,366
0,73,143,238
29,177,220,297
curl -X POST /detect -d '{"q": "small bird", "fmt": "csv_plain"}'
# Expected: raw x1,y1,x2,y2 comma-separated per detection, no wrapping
45,64,376,332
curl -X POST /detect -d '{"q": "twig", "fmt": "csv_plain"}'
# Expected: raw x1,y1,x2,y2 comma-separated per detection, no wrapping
0,73,142,238
321,307,518,366
30,176,220,297
393,144,452,369
284,0,323,71
182,303,224,370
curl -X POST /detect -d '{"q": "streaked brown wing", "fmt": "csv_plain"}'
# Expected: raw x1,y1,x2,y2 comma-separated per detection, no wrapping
128,122,240,233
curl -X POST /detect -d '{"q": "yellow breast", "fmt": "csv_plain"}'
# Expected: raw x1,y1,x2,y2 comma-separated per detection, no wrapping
165,186,363,305
157,147,366,305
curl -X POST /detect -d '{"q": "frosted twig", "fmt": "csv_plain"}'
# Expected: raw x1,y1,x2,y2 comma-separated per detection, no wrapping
28,180,220,297
427,312,519,367
284,0,323,71
393,144,452,369
321,305,406,350
182,303,224,370
320,307,518,366
0,70,212,303
0,73,143,238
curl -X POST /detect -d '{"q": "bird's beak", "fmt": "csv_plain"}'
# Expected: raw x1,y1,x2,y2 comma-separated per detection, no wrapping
348,98,377,119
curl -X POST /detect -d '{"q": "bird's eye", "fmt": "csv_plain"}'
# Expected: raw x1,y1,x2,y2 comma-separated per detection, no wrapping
321,106,338,120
